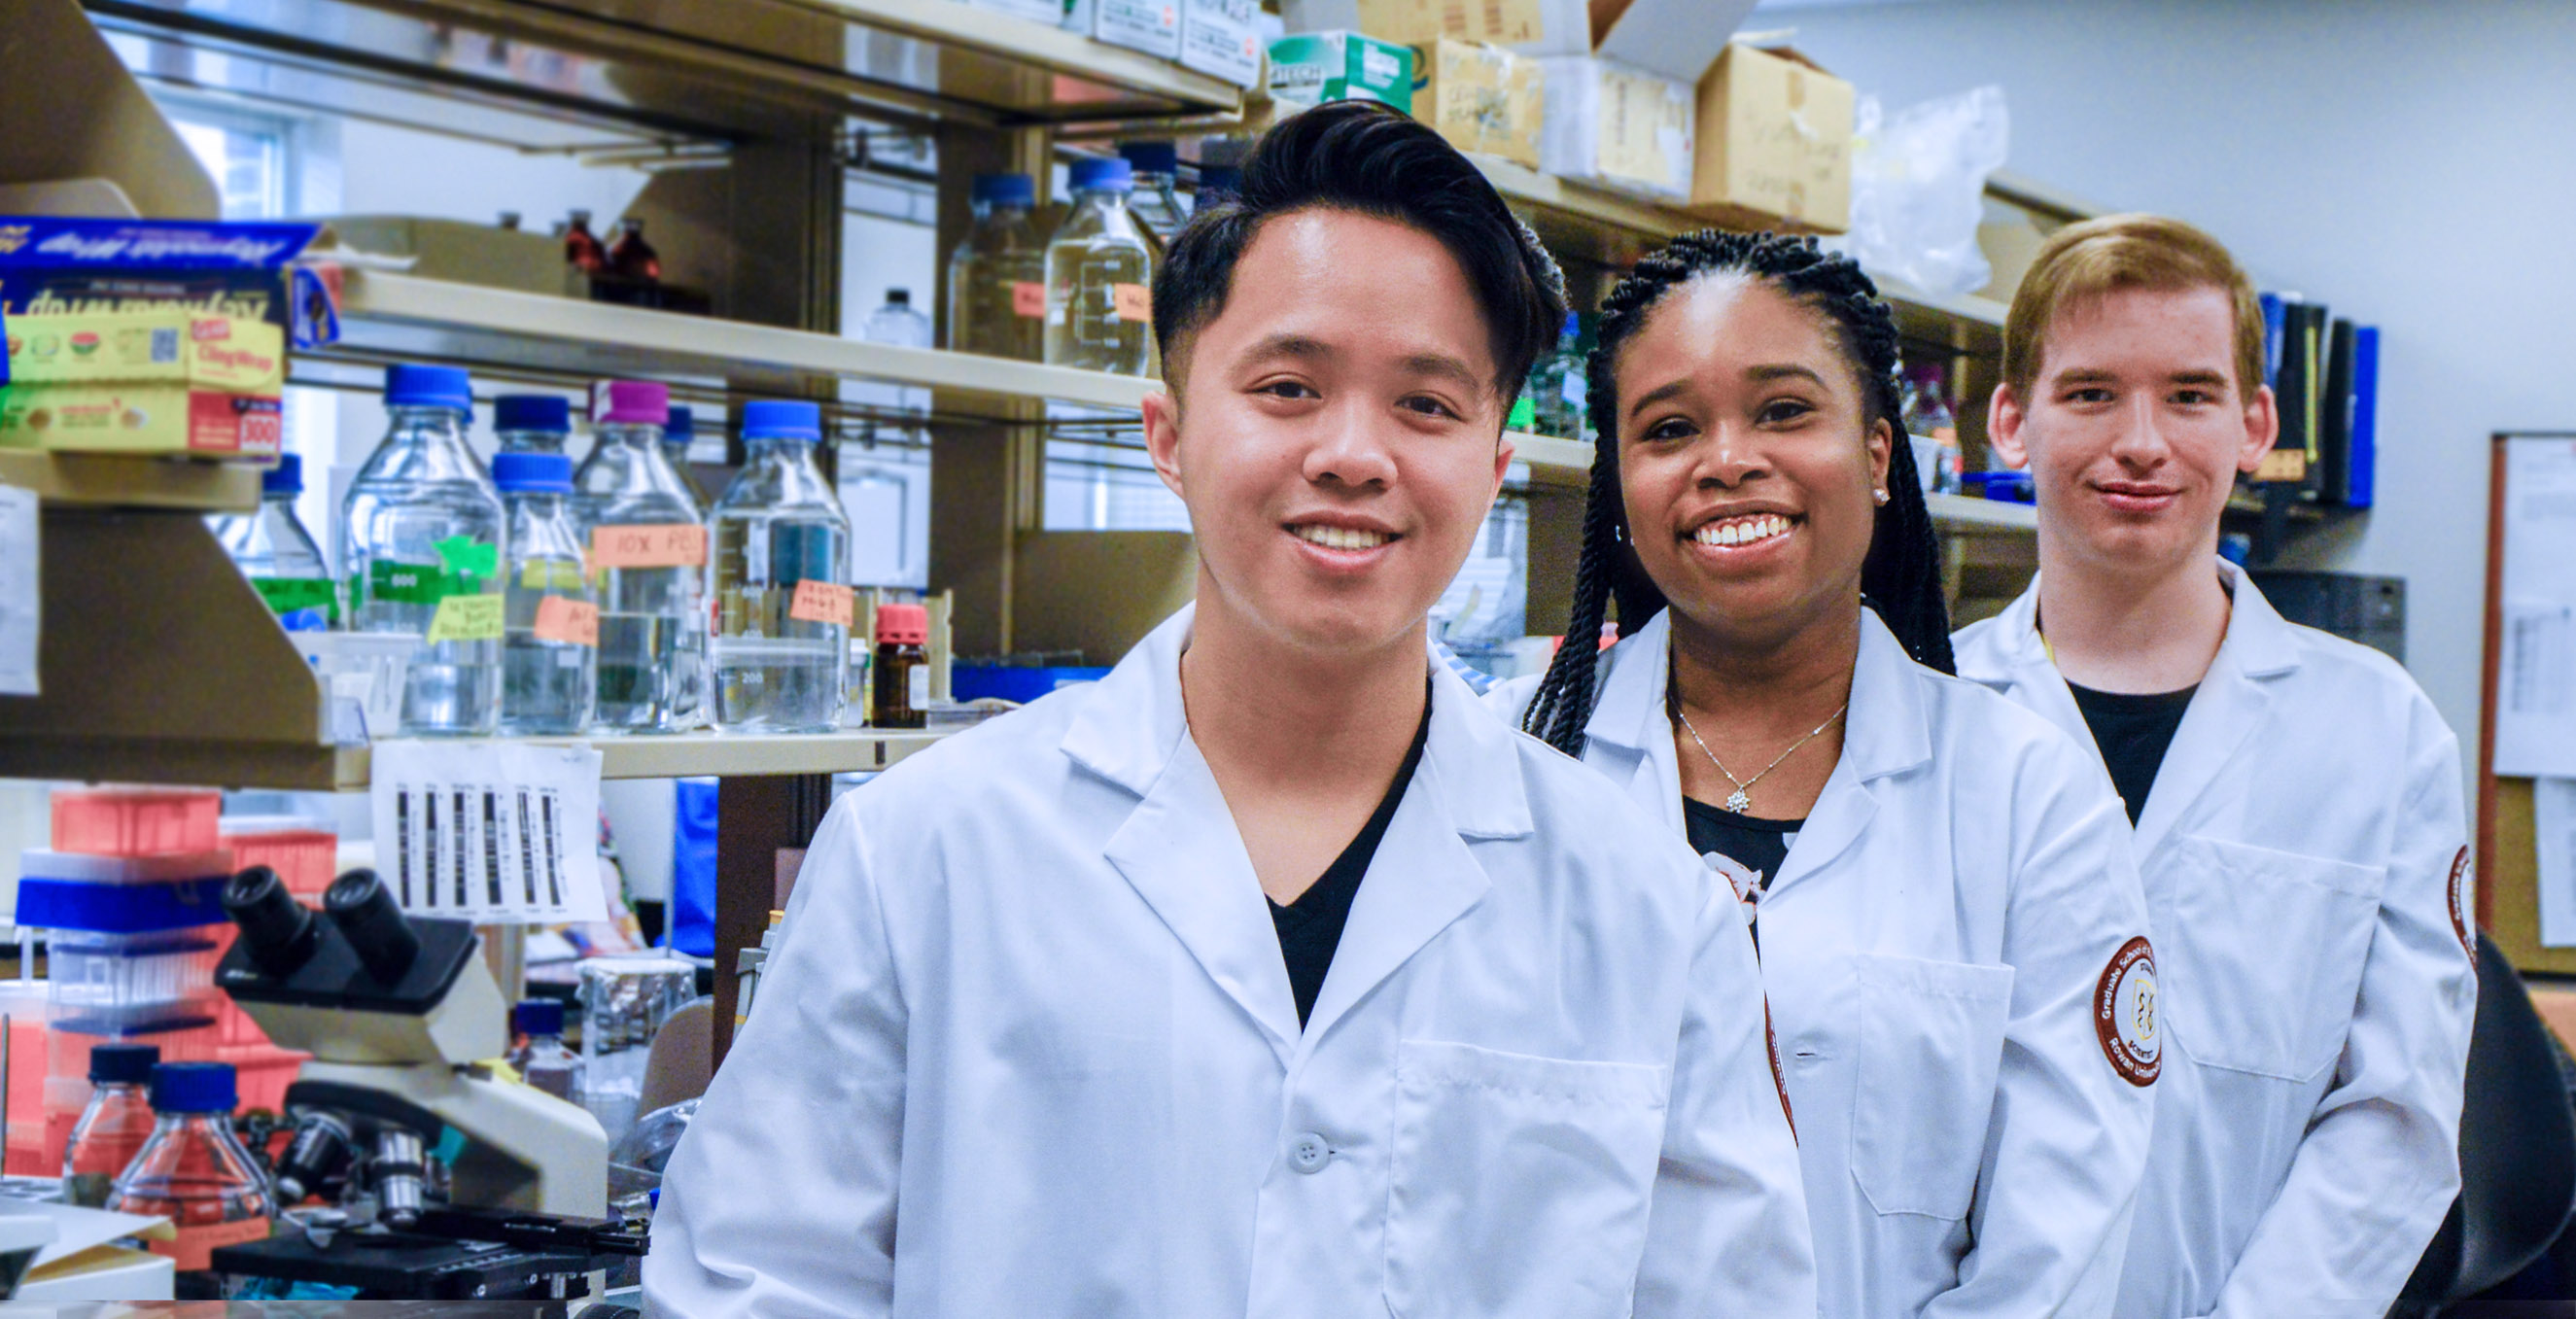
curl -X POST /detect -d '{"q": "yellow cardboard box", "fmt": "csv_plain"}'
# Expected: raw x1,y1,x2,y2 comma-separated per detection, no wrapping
0,309,284,456
1412,40,1544,168
1688,44,1854,233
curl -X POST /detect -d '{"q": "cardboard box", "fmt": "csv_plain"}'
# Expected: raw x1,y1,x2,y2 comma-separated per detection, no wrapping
1064,0,1183,59
967,0,1064,24
1268,32,1415,113
1412,41,1544,168
314,215,582,298
1282,0,1574,49
1180,0,1266,88
1537,56,1693,201
1688,44,1854,233
0,217,331,350
0,309,283,457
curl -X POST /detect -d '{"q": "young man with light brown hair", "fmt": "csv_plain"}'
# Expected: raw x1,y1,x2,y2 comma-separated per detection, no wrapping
1954,214,2474,1317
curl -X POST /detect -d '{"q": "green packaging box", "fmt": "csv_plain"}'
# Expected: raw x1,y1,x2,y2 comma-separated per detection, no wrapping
1267,32,1414,114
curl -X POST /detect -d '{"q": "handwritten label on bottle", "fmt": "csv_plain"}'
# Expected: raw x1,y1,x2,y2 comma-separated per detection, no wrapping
591,523,708,569
426,593,505,643
1012,281,1047,318
1111,283,1151,324
534,596,600,646
788,579,855,627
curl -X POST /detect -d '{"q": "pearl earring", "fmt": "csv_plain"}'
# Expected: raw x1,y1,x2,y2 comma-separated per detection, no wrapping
1873,489,1890,505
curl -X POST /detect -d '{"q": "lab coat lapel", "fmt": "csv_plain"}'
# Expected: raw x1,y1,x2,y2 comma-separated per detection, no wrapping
1767,612,1931,897
1071,607,1304,1062
2131,562,2302,861
1301,659,1530,1046
1582,610,1688,833
1987,576,2100,757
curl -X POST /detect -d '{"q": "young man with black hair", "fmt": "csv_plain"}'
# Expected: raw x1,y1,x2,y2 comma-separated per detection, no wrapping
1954,214,2473,1317
645,101,1814,1318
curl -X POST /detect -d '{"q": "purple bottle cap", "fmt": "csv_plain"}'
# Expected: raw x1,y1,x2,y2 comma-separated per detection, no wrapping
592,379,670,426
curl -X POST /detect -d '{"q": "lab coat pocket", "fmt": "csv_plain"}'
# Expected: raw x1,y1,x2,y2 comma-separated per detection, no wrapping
1384,1040,1669,1319
1847,954,2015,1221
2163,835,2385,1081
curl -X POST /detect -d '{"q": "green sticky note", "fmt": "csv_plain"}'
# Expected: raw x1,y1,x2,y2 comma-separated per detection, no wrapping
252,576,340,621
426,592,505,643
433,536,499,579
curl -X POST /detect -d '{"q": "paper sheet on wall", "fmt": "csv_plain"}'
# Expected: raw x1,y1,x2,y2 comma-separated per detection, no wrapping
2495,437,2576,776
2535,779,2576,947
368,741,608,924
0,485,36,697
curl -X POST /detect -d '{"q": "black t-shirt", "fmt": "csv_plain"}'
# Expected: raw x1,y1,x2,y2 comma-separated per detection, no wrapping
1268,688,1433,1028
1682,798,1803,900
2066,680,2198,825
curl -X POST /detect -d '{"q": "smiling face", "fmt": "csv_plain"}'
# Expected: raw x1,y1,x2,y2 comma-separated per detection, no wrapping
1614,275,1891,652
1143,207,1511,661
1991,284,2277,579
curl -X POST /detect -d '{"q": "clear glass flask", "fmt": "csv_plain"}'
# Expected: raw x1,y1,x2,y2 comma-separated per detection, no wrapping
62,1042,159,1209
210,453,336,629
494,394,571,455
573,380,706,733
1044,156,1155,376
495,451,597,736
341,364,505,736
712,400,853,733
107,1062,273,1284
945,173,1048,362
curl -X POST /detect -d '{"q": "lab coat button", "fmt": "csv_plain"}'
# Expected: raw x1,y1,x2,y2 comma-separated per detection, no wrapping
1288,1132,1332,1173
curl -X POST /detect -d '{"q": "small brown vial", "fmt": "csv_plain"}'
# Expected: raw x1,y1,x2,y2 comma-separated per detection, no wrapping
872,603,929,730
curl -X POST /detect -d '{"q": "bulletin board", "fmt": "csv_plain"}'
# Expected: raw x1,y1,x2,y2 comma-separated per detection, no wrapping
2479,432,2576,976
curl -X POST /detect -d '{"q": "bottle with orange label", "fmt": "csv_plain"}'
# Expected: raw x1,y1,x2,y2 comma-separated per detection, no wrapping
1045,156,1155,376
107,1061,273,1294
496,451,597,735
572,379,707,732
711,400,853,732
946,173,1048,363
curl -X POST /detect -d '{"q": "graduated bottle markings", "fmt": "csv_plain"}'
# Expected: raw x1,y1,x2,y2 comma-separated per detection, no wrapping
711,400,853,732
574,380,707,733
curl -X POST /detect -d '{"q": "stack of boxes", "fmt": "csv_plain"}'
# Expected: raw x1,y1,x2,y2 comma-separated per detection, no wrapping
16,788,311,1174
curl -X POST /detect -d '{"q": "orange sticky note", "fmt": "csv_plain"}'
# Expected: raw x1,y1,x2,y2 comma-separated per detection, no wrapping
590,523,708,569
1012,281,1047,318
789,579,855,627
1111,283,1151,324
534,595,600,646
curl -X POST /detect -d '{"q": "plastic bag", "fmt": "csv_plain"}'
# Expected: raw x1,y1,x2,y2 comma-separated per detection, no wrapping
1847,85,2010,295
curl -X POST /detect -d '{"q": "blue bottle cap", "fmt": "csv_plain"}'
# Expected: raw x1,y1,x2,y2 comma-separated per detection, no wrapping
1118,141,1178,176
88,1042,159,1086
384,364,473,413
512,998,565,1036
1069,157,1133,193
667,405,695,444
1562,312,1581,336
491,451,574,494
971,173,1036,207
261,452,302,497
149,1061,236,1115
494,395,570,434
741,399,821,443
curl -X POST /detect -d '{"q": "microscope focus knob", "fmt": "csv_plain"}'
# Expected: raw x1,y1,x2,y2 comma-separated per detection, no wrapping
325,870,423,985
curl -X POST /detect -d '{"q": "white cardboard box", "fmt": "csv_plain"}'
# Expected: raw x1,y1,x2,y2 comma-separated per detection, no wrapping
1180,0,1265,87
1064,0,1184,58
966,0,1064,26
1537,55,1695,200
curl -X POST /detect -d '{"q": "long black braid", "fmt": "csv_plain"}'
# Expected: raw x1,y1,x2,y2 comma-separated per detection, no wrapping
1521,230,1955,757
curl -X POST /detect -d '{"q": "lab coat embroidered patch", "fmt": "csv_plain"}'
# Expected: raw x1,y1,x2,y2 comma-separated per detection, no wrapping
2095,937,2160,1087
2450,846,2477,965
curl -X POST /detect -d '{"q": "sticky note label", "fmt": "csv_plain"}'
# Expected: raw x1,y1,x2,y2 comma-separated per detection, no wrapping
520,560,588,592
426,593,505,643
789,579,855,627
1012,281,1047,318
591,523,708,569
1111,283,1151,324
534,596,600,646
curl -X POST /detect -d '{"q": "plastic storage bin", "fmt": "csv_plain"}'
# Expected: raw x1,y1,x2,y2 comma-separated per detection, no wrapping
217,820,338,899
49,790,220,857
47,931,224,1035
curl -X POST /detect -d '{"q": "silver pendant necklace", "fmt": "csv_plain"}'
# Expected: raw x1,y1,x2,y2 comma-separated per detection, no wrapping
1672,695,1848,816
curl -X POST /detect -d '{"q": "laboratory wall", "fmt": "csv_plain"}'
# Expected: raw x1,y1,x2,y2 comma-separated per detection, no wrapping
1773,0,2576,760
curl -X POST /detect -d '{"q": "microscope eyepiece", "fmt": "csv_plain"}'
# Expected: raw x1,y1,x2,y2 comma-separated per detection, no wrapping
223,866,320,978
324,869,423,985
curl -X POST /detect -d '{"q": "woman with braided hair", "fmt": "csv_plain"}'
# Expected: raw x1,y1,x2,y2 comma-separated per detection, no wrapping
1490,231,2159,1316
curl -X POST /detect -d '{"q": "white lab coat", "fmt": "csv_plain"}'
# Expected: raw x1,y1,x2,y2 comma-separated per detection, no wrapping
1490,608,2157,1318
1955,562,2475,1319
644,605,1816,1319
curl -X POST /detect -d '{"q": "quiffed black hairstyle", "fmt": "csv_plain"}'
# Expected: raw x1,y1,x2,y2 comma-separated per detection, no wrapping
1521,230,1955,757
1152,99,1568,401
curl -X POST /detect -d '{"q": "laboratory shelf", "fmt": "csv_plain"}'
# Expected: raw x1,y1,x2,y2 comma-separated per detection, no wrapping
0,451,261,513
309,269,1159,421
1472,158,2008,352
